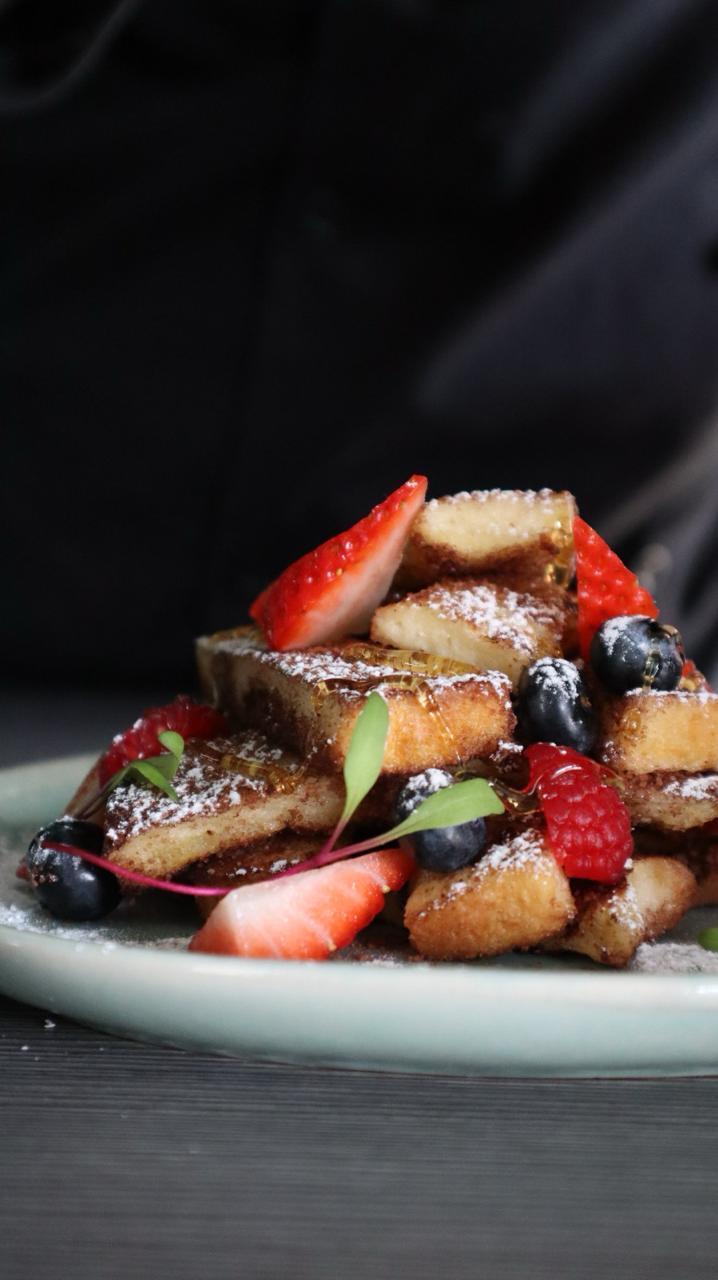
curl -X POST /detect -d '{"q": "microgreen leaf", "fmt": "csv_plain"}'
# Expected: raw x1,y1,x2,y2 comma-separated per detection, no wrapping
699,927,718,952
98,732,186,806
157,730,184,761
273,777,506,880
339,692,389,827
381,777,505,842
129,760,180,800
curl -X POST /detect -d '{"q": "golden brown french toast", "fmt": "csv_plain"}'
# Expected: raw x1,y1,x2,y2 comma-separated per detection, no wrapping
103,731,344,878
616,771,718,831
197,631,515,774
188,833,323,889
678,844,718,906
188,834,325,919
599,690,718,774
545,856,697,967
404,827,575,960
396,488,576,590
370,577,566,686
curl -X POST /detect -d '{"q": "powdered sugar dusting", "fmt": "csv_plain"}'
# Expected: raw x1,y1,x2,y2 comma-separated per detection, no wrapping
528,656,584,697
425,829,547,913
414,580,564,653
105,732,301,846
664,773,718,800
472,829,546,878
640,689,717,705
606,880,643,933
427,488,564,512
400,768,452,806
258,647,509,699
631,941,718,974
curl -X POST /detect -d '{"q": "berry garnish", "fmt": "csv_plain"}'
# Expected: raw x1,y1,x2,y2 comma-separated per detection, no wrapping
590,615,684,695
250,474,427,650
189,847,415,959
517,657,597,754
99,696,227,785
680,658,712,692
394,769,487,872
525,743,633,884
26,818,120,921
573,516,657,660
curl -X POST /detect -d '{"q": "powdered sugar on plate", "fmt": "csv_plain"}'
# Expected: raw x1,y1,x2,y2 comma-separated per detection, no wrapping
631,941,718,974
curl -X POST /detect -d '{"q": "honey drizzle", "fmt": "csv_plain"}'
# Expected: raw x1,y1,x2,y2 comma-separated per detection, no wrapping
218,754,304,793
317,644,473,767
200,739,305,794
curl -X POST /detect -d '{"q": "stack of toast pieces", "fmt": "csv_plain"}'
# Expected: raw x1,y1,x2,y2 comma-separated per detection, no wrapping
85,488,718,967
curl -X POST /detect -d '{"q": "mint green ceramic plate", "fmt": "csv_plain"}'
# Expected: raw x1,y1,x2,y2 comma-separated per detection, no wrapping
2,755,718,1076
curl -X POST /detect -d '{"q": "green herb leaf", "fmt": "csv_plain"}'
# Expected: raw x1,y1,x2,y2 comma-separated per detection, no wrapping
699,926,718,952
157,730,184,761
380,777,504,842
129,760,180,801
340,692,389,826
101,732,185,803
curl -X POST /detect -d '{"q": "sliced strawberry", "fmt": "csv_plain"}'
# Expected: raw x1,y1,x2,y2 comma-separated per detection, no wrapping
99,695,228,785
250,475,428,649
188,847,415,960
573,516,658,660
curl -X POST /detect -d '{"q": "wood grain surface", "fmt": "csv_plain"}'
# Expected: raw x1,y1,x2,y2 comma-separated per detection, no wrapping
1,992,717,1280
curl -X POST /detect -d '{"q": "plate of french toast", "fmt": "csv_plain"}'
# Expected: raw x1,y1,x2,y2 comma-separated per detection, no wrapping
2,476,718,1076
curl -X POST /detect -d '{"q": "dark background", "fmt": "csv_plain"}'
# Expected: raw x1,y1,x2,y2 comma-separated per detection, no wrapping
3,0,718,744
3,11,718,1276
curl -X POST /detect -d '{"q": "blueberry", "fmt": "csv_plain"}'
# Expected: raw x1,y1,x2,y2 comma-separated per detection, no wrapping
395,769,487,873
518,658,597,754
590,615,684,695
26,818,120,921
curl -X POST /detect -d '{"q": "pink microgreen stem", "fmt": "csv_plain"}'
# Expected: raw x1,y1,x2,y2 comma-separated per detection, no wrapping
43,842,228,898
41,831,402,898
271,831,397,880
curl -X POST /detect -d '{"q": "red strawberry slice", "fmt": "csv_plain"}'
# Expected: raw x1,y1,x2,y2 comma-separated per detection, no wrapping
99,695,228,785
188,847,415,959
526,743,633,884
250,475,428,650
573,516,658,660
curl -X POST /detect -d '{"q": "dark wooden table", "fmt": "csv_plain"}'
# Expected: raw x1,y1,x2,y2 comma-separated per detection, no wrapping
2,689,718,1279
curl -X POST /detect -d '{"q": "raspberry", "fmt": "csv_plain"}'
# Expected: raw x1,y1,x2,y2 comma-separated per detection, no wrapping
99,696,227,784
525,743,633,884
573,516,657,660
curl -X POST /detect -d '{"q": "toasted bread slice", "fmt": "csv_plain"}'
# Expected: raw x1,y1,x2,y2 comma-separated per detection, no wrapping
617,771,718,831
676,844,718,906
404,828,575,960
546,856,697,967
103,731,344,878
599,690,718,774
189,833,323,889
642,831,718,907
197,631,515,774
371,577,566,686
397,488,576,590
188,834,325,919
